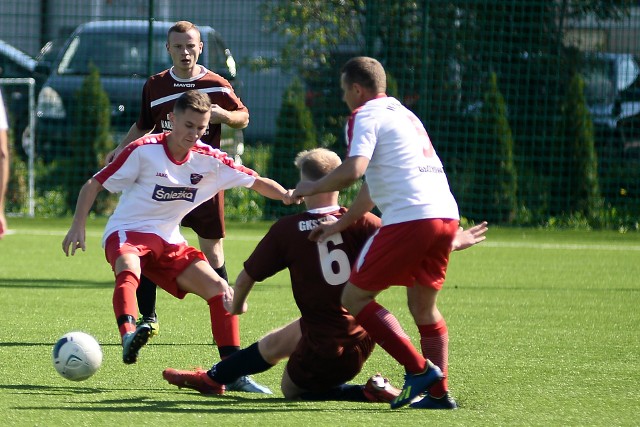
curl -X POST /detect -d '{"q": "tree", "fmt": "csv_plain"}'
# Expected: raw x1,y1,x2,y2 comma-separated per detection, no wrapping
554,72,602,218
266,77,317,218
472,72,517,223
63,63,113,213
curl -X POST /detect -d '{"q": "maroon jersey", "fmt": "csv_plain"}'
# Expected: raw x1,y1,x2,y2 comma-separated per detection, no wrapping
136,65,247,149
244,207,381,352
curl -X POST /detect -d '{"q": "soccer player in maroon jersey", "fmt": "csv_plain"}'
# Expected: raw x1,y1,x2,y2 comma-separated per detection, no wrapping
105,21,262,392
162,148,487,401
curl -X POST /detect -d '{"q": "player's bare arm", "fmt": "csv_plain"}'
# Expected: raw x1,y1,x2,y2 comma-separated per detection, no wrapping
209,106,249,129
294,155,369,198
224,269,255,315
106,123,153,163
451,221,488,251
250,177,297,205
62,179,104,256
309,182,376,243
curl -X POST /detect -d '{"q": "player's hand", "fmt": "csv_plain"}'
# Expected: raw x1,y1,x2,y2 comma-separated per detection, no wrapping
282,189,303,205
451,221,488,251
62,227,86,256
209,104,228,125
293,180,315,199
223,286,248,315
308,220,340,243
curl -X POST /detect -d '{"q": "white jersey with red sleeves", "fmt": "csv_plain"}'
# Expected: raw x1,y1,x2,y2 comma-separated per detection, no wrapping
345,96,459,225
94,133,257,246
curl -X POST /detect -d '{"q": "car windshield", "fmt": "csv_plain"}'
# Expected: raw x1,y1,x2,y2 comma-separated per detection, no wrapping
583,55,640,106
57,32,171,77
583,59,617,106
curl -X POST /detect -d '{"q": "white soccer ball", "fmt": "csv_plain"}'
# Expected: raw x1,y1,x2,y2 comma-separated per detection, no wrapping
52,331,103,381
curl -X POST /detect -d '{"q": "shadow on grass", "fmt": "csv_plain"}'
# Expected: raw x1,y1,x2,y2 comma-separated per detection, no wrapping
0,384,105,395
0,278,112,289
6,386,365,414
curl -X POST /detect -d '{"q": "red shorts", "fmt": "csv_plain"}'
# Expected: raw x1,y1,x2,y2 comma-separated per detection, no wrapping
286,328,375,392
181,191,225,239
350,218,459,292
104,231,207,298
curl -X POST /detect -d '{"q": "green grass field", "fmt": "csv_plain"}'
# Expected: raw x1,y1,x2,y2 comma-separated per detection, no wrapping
1,217,639,426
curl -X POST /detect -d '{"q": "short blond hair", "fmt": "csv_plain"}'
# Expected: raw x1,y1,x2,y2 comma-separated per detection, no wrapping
294,148,341,181
168,20,201,42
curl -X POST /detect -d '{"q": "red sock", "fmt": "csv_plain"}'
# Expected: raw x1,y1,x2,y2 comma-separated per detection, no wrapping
113,270,140,339
355,301,426,374
207,294,240,351
419,318,449,397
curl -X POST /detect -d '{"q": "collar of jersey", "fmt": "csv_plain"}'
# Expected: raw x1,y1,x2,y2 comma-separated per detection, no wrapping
169,65,208,82
306,205,340,214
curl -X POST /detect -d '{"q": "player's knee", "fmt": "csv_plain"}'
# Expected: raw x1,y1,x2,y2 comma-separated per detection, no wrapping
258,335,287,364
280,368,304,399
280,382,302,400
341,284,371,315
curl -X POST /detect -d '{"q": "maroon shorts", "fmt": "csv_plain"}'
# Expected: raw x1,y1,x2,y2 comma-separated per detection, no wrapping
286,331,375,392
181,191,225,239
104,231,206,299
350,218,459,292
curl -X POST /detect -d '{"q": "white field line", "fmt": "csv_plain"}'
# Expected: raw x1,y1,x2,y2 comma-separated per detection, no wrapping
7,228,640,250
481,241,640,251
6,228,262,241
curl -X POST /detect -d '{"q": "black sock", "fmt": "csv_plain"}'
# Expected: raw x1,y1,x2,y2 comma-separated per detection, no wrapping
299,384,367,402
214,263,228,283
136,275,157,320
218,345,241,359
116,314,136,327
208,342,273,385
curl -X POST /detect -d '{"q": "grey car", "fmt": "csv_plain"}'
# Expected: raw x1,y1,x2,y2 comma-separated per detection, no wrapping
34,20,241,162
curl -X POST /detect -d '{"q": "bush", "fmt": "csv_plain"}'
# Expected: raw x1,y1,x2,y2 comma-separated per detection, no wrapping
224,144,271,221
59,63,115,214
6,130,28,215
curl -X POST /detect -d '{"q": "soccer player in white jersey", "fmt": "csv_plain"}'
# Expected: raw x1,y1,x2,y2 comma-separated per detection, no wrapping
106,23,248,390
293,57,462,409
0,90,9,239
62,90,294,372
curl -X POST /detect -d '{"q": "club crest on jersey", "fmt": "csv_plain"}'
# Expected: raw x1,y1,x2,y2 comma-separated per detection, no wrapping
152,184,198,202
190,173,204,184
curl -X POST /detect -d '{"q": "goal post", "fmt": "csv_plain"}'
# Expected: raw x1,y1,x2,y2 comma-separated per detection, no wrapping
0,77,36,217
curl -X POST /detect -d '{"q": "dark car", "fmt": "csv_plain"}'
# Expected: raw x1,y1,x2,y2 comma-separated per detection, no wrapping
34,20,242,161
582,53,640,163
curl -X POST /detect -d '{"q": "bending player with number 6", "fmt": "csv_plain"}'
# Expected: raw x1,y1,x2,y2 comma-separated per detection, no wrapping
163,148,487,402
293,57,465,409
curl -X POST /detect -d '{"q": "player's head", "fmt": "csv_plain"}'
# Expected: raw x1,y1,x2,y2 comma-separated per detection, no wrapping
174,89,211,115
340,56,386,110
166,21,203,74
169,90,211,146
294,148,342,182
